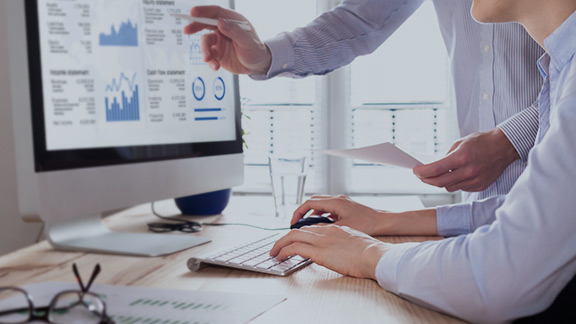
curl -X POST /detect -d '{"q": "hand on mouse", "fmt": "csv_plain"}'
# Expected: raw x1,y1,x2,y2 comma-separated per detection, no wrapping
270,225,390,280
291,195,387,236
291,195,439,236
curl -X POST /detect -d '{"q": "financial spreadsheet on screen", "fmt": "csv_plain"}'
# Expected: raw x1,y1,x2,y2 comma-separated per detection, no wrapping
33,0,238,154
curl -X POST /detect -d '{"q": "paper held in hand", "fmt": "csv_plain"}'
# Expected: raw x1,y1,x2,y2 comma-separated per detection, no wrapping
317,142,423,169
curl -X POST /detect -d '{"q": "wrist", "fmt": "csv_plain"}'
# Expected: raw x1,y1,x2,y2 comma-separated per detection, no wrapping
375,209,438,236
362,242,389,280
373,211,402,235
254,44,272,75
493,127,520,163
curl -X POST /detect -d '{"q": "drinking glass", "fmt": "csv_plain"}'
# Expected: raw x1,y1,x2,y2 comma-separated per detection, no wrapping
268,156,307,218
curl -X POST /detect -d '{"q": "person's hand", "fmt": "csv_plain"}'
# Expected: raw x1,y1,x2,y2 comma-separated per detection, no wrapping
290,195,384,236
270,225,390,279
413,128,520,192
183,6,272,75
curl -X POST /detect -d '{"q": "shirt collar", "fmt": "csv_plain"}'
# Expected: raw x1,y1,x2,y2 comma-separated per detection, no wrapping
537,54,550,79
544,10,576,72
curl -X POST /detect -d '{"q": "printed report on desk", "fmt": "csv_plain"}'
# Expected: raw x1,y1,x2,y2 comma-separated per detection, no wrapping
37,0,236,151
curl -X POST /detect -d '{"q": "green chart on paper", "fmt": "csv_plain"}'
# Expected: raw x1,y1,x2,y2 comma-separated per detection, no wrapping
17,282,286,324
107,298,231,324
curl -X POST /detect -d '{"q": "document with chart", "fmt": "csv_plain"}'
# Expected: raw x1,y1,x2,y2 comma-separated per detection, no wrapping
37,0,236,150
10,282,285,324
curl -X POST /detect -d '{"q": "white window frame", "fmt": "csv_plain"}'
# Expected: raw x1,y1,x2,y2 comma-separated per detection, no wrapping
237,0,459,204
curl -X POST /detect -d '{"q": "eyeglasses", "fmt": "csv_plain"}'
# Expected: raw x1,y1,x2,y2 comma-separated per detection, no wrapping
0,263,113,324
147,220,204,233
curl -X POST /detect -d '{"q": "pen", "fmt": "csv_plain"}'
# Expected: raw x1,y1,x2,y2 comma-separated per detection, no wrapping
171,13,251,32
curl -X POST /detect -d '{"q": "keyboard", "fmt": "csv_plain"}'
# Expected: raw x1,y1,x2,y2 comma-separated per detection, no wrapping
187,233,312,276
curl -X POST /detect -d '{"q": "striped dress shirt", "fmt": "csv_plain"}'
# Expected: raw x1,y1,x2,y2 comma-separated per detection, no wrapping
257,0,544,203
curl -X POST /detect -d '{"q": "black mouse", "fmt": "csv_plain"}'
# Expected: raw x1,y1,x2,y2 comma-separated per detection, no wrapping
290,215,335,229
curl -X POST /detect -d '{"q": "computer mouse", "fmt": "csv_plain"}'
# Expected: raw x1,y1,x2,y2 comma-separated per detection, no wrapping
290,215,335,229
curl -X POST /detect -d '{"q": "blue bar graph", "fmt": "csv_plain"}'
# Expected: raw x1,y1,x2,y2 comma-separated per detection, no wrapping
194,108,222,112
195,117,219,121
105,73,140,122
100,20,138,47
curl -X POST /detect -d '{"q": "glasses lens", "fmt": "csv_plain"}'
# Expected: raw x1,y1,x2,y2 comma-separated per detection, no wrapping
49,291,105,324
0,288,31,323
148,223,174,232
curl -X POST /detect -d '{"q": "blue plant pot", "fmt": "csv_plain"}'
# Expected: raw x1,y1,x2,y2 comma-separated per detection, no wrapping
174,188,232,215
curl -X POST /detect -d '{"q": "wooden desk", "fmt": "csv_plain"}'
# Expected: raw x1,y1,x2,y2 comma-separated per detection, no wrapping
0,195,464,323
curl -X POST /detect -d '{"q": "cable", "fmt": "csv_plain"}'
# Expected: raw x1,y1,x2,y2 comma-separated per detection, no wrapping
149,202,289,233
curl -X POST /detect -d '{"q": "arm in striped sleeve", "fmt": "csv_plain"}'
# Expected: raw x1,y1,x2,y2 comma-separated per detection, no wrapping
497,103,539,162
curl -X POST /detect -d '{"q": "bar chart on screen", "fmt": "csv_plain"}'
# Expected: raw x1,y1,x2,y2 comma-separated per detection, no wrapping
17,282,285,324
105,72,141,122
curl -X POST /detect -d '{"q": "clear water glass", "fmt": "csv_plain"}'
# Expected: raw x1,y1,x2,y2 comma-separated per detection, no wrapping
268,156,307,218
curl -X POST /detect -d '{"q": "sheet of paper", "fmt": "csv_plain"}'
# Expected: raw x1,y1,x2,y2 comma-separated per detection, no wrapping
9,282,285,324
317,142,423,169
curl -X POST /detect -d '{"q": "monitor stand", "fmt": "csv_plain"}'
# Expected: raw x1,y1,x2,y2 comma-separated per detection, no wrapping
44,215,211,257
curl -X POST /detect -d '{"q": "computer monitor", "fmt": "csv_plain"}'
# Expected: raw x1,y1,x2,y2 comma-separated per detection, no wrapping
0,0,244,256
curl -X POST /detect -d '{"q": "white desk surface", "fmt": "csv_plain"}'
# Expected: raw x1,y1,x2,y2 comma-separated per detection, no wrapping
0,195,464,323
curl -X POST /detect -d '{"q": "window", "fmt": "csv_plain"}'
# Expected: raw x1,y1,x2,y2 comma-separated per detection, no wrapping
236,0,322,193
349,1,454,194
236,0,455,195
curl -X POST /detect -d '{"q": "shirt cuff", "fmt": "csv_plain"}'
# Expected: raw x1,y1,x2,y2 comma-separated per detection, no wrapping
249,35,295,81
497,104,539,162
375,242,420,293
436,203,472,237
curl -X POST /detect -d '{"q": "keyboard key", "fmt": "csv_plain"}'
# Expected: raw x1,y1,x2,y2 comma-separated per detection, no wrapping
278,258,303,268
256,259,281,269
214,254,234,262
241,255,270,267
291,255,307,262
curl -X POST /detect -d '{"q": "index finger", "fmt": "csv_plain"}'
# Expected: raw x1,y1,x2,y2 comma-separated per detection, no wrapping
290,198,340,225
183,6,247,34
270,229,319,257
191,5,246,20
413,154,459,178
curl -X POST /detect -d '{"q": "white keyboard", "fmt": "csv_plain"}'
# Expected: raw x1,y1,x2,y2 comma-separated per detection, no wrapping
187,233,312,276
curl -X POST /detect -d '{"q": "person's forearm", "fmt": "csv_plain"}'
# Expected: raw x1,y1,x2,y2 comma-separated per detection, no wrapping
374,209,438,236
436,195,506,237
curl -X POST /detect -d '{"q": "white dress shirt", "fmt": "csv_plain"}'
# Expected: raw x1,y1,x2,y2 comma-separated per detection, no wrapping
376,11,576,323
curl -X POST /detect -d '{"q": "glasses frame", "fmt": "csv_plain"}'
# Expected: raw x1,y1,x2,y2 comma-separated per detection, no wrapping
147,221,203,233
0,264,113,324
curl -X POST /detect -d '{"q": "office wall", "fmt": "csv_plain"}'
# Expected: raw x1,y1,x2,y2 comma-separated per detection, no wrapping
0,1,43,256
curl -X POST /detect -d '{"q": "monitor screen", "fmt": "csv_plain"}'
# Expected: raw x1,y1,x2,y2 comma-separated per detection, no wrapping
25,0,242,171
